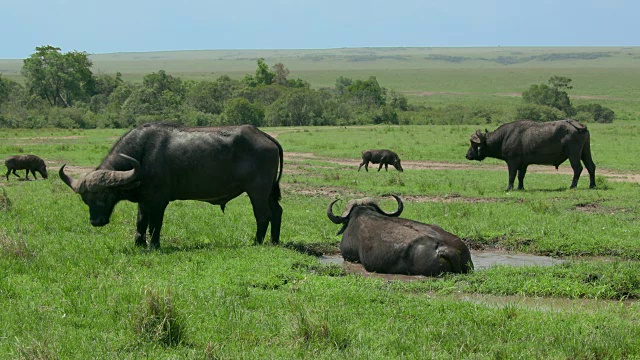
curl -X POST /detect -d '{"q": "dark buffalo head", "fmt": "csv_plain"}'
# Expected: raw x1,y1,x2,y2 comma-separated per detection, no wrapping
36,163,49,179
392,157,404,172
465,130,488,161
59,154,140,227
327,194,404,235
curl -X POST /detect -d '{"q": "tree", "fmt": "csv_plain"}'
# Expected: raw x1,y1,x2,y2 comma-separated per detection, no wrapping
185,76,239,115
515,103,565,122
575,103,615,123
265,88,325,126
548,76,573,91
344,76,386,107
0,74,21,107
388,90,409,111
255,58,275,86
223,97,264,126
272,63,290,86
522,76,574,116
21,45,95,107
335,76,353,96
122,70,185,119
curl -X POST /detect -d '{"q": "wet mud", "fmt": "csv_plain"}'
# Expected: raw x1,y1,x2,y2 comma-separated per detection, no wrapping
319,250,563,281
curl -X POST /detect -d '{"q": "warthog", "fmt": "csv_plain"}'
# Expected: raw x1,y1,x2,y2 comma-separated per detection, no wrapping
60,122,283,249
358,149,403,172
327,195,473,276
466,119,596,190
5,155,48,180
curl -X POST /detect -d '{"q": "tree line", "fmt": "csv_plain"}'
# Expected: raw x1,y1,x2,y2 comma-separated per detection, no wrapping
0,46,614,129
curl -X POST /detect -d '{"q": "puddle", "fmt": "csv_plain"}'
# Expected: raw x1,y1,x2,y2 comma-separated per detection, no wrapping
319,250,563,280
470,250,563,270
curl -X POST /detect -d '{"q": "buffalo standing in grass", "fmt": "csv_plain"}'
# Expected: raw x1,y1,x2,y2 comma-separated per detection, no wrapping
358,149,403,172
59,122,283,249
327,195,473,276
5,155,48,180
465,119,596,191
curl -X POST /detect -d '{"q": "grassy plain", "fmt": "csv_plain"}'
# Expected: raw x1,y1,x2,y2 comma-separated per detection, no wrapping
3,47,640,121
0,125,639,358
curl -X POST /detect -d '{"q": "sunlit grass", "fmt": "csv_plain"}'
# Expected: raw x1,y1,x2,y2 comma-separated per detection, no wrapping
0,126,639,357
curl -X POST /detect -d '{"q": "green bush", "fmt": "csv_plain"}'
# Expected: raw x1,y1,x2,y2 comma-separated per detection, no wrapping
515,103,565,122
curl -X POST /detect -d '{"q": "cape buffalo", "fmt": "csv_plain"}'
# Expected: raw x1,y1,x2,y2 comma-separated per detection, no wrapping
358,149,403,172
5,155,48,181
327,195,473,276
465,119,596,191
59,122,283,249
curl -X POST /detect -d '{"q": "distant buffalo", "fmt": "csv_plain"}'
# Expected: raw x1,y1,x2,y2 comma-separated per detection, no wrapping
59,122,283,249
5,155,48,181
358,149,403,172
466,119,596,191
327,195,473,276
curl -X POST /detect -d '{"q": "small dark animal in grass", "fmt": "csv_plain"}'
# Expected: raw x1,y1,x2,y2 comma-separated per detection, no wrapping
59,122,283,250
327,195,473,276
358,149,403,172
465,119,596,191
5,155,48,181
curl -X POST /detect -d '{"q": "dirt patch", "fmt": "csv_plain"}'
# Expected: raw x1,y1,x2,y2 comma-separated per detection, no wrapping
284,152,640,184
574,202,602,213
573,202,633,215
55,165,94,176
403,194,502,204
283,183,362,199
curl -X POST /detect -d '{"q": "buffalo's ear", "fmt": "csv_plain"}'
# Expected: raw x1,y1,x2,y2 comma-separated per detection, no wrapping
470,133,482,144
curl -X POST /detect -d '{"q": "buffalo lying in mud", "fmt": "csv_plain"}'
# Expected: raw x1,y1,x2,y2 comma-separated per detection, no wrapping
59,122,283,249
327,195,473,276
466,119,596,191
5,155,48,180
358,149,403,172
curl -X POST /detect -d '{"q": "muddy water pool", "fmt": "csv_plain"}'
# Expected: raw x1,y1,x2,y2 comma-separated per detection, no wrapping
319,250,563,280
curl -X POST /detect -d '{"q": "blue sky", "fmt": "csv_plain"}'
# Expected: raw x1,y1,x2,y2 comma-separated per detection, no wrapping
1,0,637,59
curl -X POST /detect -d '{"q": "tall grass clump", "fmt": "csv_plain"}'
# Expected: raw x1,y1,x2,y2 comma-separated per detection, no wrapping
0,229,33,259
15,339,58,360
133,288,185,347
0,186,11,211
291,301,351,351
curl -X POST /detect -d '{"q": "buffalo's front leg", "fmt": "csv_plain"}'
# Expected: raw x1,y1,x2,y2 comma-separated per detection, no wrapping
378,163,384,171
506,162,518,191
358,160,367,171
135,204,149,247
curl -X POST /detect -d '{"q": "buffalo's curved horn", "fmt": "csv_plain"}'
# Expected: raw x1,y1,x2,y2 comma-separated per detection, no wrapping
372,194,403,217
59,164,80,193
84,153,140,191
327,199,347,224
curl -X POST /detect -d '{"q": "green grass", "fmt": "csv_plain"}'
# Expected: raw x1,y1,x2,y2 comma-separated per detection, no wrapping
276,123,640,171
1,125,640,357
3,47,640,121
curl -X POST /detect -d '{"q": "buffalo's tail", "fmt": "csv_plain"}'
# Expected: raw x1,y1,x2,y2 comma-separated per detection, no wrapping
263,132,283,201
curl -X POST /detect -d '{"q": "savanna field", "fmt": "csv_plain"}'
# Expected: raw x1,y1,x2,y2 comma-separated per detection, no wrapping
1,48,640,358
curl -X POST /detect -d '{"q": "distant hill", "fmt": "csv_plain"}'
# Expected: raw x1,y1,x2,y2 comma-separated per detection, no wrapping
2,47,640,80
